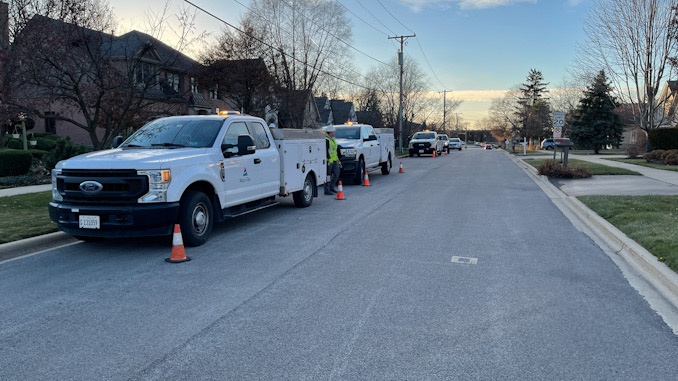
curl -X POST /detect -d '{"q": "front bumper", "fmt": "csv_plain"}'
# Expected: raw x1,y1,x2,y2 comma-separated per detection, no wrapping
339,158,358,175
49,202,180,237
409,147,435,154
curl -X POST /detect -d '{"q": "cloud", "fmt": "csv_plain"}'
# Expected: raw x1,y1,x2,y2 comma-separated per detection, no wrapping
401,0,537,11
567,0,585,5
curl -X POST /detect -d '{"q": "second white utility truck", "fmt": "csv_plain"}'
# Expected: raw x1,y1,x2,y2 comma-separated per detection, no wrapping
333,123,395,185
49,113,326,246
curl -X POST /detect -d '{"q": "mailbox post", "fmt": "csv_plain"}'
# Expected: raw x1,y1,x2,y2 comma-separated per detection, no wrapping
553,138,574,167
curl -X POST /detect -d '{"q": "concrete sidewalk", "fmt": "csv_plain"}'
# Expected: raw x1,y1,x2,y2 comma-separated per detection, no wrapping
0,184,51,198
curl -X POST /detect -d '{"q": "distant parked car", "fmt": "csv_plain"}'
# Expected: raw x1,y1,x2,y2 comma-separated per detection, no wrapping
541,138,555,150
448,138,462,151
485,144,492,150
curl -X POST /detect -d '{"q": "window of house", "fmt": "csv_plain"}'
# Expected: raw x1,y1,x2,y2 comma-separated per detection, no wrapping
209,84,219,100
135,62,155,84
631,130,637,144
45,112,56,134
167,72,180,92
190,77,198,93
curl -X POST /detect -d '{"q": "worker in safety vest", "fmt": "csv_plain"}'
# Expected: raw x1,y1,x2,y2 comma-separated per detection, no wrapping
324,126,341,195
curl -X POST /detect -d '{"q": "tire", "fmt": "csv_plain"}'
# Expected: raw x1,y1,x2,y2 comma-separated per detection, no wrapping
73,235,104,242
381,156,391,175
179,191,213,247
352,158,365,185
458,147,462,151
409,152,413,157
293,174,314,208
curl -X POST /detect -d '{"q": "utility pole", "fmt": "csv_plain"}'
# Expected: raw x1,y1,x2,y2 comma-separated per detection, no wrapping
388,34,415,153
438,90,452,135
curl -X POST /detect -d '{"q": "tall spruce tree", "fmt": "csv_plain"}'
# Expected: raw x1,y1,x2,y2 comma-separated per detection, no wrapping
569,70,624,154
515,69,551,140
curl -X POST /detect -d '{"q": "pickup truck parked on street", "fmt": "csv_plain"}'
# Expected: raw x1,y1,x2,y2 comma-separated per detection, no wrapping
334,124,395,185
409,131,445,157
49,114,327,246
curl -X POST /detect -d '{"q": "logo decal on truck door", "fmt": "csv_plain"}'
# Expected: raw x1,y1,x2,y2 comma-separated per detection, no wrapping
240,168,251,183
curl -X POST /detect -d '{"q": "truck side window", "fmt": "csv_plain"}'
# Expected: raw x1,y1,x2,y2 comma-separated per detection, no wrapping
222,122,251,146
361,127,370,140
249,122,271,149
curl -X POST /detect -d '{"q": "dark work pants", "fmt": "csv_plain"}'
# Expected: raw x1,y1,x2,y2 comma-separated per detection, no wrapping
324,161,340,193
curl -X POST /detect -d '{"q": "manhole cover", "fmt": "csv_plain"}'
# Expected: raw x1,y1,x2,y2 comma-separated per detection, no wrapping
451,256,478,265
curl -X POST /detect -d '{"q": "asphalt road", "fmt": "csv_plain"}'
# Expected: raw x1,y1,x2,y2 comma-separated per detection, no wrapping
1,149,677,380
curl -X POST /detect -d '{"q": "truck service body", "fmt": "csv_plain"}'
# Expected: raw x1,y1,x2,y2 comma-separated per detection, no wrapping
49,114,326,246
333,124,395,185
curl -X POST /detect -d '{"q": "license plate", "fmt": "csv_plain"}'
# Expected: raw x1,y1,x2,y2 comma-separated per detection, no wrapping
419,150,424,153
79,215,100,229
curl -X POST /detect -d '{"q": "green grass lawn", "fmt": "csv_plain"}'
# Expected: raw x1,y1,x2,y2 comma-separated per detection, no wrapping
511,150,550,156
0,191,57,244
524,158,641,175
605,158,678,173
578,195,678,272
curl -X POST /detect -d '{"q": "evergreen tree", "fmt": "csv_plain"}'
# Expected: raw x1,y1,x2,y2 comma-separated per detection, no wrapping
569,70,624,154
514,69,551,140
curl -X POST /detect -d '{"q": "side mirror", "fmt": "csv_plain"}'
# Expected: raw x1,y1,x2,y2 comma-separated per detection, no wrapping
221,143,237,157
366,135,377,141
112,136,124,148
237,135,256,155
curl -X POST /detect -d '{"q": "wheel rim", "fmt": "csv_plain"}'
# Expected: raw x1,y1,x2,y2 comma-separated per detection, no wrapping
192,202,209,236
303,178,312,202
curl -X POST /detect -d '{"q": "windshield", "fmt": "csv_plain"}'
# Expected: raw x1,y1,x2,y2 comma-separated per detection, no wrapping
122,118,223,148
413,132,435,140
335,127,361,139
450,138,461,142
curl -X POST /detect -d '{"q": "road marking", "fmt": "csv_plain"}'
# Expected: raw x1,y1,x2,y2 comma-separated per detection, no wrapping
0,242,80,266
451,256,478,265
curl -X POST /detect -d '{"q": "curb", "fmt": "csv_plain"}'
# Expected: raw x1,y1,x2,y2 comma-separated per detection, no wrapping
0,232,79,264
506,151,678,310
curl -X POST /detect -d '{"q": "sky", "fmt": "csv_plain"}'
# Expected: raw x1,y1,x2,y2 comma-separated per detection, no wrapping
113,0,595,125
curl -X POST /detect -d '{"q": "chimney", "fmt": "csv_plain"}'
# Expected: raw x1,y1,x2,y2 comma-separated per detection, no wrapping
0,2,8,52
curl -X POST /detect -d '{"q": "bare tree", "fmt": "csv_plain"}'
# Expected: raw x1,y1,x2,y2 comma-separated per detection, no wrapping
579,0,678,150
5,1,205,149
243,0,352,92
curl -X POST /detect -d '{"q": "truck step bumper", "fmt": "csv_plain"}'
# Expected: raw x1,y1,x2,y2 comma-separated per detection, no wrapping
49,202,180,238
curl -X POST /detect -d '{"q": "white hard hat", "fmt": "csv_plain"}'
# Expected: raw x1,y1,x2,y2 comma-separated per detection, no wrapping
325,126,335,132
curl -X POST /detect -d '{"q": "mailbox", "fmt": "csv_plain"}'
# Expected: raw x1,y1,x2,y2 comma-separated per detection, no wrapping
552,138,574,167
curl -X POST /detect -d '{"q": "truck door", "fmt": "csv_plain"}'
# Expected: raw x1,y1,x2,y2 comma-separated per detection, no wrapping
363,126,379,167
248,121,280,197
219,121,263,207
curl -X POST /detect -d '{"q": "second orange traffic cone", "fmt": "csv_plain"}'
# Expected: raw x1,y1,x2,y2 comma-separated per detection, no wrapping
363,171,370,186
166,224,191,263
432,150,436,158
336,181,346,200
399,162,404,173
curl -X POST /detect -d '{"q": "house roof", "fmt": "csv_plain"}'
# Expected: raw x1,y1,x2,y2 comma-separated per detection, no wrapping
330,99,354,125
315,96,331,124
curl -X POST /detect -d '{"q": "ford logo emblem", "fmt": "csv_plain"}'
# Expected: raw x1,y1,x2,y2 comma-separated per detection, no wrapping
80,181,103,194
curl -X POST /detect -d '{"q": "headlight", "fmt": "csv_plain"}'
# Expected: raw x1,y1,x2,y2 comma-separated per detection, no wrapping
51,169,62,201
409,142,414,148
341,148,357,158
138,169,171,203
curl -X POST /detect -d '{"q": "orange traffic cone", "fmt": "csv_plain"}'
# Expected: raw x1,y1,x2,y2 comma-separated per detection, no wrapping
166,224,191,263
399,162,404,173
336,181,346,200
432,150,436,158
363,171,370,186
445,150,448,156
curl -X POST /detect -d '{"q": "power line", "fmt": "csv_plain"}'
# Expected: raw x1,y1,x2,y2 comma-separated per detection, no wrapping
334,0,399,50
183,0,378,92
354,0,396,36
376,0,448,89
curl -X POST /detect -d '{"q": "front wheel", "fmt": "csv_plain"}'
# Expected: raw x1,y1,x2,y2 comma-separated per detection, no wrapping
179,191,213,247
293,174,314,207
352,158,365,185
381,156,391,175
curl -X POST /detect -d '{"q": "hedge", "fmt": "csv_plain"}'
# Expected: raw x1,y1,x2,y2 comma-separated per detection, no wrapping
648,128,678,150
0,149,33,176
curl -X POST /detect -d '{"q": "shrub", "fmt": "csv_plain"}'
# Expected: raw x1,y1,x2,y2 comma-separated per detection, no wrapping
6,139,22,150
648,128,678,150
643,149,665,162
35,137,58,151
28,149,49,159
626,145,641,159
665,153,678,165
0,149,33,176
537,159,593,178
42,137,88,170
660,149,678,160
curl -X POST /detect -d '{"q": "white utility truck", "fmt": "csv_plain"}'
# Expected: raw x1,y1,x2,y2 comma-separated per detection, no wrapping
408,130,445,157
49,114,326,246
333,123,395,185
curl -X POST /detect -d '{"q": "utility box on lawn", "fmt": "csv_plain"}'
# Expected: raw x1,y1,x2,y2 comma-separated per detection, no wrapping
553,138,574,167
